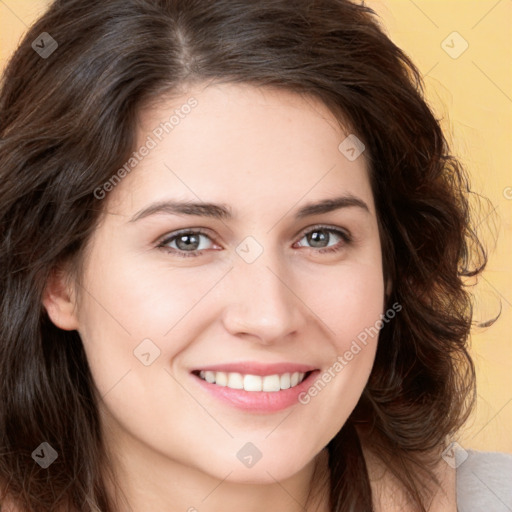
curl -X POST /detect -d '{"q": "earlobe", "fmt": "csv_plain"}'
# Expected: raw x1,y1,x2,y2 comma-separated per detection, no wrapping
42,266,80,331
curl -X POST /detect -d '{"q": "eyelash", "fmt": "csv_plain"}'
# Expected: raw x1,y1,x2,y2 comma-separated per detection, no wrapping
156,225,352,258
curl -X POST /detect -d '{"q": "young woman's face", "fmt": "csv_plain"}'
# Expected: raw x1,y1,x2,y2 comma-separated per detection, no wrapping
70,83,385,484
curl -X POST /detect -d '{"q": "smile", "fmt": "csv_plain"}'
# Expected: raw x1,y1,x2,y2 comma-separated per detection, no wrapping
190,362,320,413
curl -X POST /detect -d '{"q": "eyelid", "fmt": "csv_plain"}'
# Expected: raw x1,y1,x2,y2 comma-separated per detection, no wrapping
296,223,352,242
156,227,217,248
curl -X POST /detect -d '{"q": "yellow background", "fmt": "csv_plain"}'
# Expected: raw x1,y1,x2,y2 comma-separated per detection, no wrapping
1,0,511,453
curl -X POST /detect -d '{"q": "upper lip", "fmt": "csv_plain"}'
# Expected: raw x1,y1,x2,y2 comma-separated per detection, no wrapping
191,361,318,376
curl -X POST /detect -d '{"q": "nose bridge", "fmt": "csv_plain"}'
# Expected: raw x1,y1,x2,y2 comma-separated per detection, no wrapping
222,238,305,343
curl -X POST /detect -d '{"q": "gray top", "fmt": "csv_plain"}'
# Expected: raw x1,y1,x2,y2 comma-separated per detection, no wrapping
456,449,512,511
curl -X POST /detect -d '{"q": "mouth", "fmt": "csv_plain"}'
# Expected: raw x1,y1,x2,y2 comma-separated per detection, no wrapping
190,362,320,413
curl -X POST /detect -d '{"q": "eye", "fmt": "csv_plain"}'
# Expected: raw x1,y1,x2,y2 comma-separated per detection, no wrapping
157,229,216,258
294,225,351,254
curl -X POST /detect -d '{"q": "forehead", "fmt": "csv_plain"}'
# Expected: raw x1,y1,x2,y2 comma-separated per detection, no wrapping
107,82,375,218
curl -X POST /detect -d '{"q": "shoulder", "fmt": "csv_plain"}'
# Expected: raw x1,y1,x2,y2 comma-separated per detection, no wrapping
456,449,512,512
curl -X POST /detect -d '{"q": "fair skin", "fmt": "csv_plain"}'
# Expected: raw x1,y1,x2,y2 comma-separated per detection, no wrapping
42,82,456,511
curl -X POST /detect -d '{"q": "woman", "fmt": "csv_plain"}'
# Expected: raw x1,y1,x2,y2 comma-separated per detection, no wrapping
0,0,510,510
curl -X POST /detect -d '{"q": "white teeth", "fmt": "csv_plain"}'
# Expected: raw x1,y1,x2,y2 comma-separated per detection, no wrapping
280,373,291,389
227,372,244,389
215,371,228,387
197,370,308,392
244,374,263,391
262,374,280,392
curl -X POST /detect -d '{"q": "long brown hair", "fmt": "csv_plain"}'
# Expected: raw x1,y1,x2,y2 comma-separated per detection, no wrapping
0,0,487,510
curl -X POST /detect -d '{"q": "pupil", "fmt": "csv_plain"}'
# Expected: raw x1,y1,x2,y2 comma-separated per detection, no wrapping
177,234,199,251
309,230,327,248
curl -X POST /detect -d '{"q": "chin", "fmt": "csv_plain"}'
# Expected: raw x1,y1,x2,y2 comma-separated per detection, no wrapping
195,448,316,485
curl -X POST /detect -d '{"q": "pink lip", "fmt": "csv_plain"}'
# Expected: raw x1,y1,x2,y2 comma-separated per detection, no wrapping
191,361,317,376
190,366,320,414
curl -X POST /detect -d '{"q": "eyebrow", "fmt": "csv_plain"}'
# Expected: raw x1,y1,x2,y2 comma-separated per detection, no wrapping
129,194,370,223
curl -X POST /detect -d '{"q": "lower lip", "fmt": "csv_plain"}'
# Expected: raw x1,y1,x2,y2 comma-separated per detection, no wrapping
191,371,320,413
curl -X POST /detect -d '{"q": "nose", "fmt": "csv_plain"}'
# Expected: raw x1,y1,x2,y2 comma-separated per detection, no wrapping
220,249,308,345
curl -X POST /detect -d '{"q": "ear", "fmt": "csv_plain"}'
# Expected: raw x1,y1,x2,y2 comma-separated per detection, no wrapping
42,265,79,331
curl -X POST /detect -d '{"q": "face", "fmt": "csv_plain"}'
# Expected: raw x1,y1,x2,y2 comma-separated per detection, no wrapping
59,83,385,484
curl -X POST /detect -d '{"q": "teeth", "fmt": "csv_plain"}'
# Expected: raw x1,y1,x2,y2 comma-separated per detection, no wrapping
215,371,227,387
262,374,280,392
244,374,263,391
197,371,307,392
280,373,291,389
228,372,244,389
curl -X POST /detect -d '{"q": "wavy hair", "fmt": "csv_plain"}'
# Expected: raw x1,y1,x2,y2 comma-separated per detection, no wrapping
0,0,487,510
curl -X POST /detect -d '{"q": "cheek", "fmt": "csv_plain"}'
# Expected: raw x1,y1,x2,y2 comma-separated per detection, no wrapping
74,247,230,398
77,249,203,339
304,258,385,349
293,260,384,426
